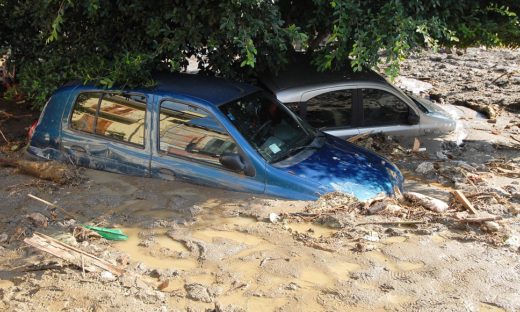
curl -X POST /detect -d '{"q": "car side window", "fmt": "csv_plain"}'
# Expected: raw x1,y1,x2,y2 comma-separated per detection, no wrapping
159,101,238,167
71,93,101,134
362,89,409,126
70,92,147,146
304,90,353,128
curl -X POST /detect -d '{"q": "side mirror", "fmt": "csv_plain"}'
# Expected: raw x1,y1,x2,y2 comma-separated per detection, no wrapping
219,152,256,177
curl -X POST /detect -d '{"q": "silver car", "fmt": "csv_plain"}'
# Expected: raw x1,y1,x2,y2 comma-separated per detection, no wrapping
260,62,456,138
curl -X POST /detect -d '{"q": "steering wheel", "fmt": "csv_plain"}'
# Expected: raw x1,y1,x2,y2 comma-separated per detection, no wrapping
251,120,272,142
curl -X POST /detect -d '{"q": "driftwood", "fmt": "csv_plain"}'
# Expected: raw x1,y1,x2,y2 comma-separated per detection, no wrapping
347,132,372,143
0,158,75,184
24,232,124,276
356,220,426,226
404,192,449,213
451,190,478,215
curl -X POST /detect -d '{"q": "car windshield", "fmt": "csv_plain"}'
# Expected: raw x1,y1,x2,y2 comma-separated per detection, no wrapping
220,92,316,163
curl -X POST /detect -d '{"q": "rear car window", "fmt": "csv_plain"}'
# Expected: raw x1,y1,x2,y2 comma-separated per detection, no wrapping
362,89,409,126
158,101,238,167
70,92,146,146
304,90,353,129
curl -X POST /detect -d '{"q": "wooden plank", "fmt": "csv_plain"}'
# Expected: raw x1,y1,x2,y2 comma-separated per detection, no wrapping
24,232,124,276
451,190,478,215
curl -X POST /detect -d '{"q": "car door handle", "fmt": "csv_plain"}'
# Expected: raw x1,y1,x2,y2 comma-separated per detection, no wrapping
158,168,176,181
70,145,87,153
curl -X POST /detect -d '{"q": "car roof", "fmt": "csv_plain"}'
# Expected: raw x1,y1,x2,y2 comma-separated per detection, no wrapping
153,73,258,106
63,73,259,107
259,54,387,94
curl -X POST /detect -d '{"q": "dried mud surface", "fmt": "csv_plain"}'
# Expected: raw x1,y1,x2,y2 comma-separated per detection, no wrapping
0,48,519,311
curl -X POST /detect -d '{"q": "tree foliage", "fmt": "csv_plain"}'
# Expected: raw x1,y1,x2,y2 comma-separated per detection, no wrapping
0,0,518,108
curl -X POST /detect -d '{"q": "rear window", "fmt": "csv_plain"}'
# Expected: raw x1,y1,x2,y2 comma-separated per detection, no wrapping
70,92,147,146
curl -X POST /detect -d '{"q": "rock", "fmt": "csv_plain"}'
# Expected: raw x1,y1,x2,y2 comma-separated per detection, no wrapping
404,192,449,213
100,271,117,282
363,232,380,242
481,221,501,233
119,274,137,288
185,283,212,303
416,162,435,175
0,233,8,243
505,235,520,249
215,303,246,312
268,213,280,223
285,282,300,290
386,204,402,214
27,212,48,228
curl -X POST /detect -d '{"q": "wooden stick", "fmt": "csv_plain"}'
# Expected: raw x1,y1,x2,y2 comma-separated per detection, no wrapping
451,190,478,215
356,220,426,226
347,132,372,143
24,232,124,276
457,216,502,223
28,194,80,220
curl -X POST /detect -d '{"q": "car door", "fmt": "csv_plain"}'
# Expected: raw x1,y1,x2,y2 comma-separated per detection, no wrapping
300,87,360,139
61,90,151,176
150,99,265,194
357,87,421,136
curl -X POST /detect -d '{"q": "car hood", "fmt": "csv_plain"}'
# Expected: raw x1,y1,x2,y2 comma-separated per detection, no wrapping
275,135,403,201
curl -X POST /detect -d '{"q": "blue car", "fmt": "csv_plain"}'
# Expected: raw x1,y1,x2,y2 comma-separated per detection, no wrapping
27,73,403,201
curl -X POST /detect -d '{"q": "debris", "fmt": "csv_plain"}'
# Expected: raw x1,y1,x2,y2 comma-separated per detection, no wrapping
457,216,502,223
481,221,501,233
356,220,426,226
268,212,280,224
415,162,435,175
28,194,79,220
0,233,8,243
505,235,520,249
27,212,48,228
157,280,169,291
24,232,124,276
83,225,128,241
404,192,449,213
363,232,380,242
451,190,478,214
412,138,421,152
185,283,212,303
100,271,117,282
0,158,77,184
347,132,372,143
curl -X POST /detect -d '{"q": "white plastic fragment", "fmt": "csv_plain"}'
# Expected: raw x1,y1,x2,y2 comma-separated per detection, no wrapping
269,212,280,223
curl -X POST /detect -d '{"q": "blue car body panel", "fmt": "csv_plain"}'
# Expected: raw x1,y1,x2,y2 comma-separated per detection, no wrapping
27,73,403,201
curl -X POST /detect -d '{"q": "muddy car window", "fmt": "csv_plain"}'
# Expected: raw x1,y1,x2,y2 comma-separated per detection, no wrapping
71,93,147,146
305,90,353,128
159,101,238,167
362,89,409,126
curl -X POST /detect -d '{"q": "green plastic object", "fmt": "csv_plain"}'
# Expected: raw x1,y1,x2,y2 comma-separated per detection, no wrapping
83,225,128,241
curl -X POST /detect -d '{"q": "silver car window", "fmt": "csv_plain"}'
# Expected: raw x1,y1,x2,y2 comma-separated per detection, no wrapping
304,90,354,129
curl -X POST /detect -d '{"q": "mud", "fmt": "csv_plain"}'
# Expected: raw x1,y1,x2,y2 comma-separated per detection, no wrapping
0,47,519,311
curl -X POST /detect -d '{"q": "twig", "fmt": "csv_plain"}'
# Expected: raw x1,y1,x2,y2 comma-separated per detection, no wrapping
0,127,9,144
355,220,426,226
81,254,86,278
457,216,502,223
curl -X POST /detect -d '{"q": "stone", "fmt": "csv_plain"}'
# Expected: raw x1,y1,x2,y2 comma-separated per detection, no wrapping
481,221,501,233
27,212,48,228
0,233,8,243
100,271,117,282
416,162,435,175
185,283,212,303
